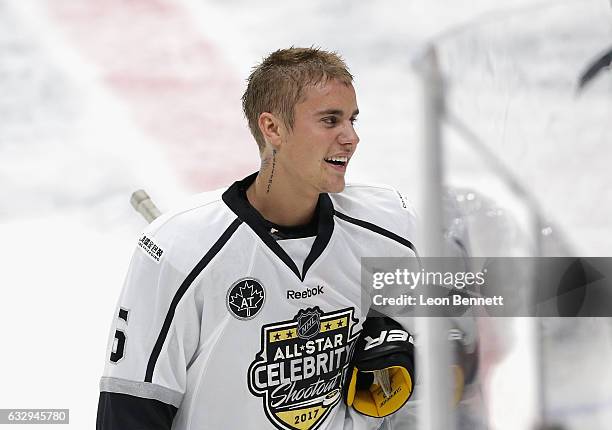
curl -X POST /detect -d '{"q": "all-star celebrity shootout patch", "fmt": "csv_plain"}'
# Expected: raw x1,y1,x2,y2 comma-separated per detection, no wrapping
226,278,266,320
248,307,360,430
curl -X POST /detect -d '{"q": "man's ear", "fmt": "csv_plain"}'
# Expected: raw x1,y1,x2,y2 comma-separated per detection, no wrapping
258,112,286,151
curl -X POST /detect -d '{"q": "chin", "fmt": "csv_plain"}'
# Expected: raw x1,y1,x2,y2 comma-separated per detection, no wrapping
322,179,346,194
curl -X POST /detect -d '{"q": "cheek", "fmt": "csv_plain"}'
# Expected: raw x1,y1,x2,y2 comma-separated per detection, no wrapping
295,149,321,167
285,127,329,170
295,144,325,166
281,147,321,178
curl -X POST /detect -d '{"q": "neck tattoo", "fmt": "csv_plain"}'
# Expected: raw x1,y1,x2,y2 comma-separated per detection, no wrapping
266,149,276,194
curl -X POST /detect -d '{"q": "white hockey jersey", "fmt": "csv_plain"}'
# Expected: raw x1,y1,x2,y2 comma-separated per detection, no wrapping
98,172,418,430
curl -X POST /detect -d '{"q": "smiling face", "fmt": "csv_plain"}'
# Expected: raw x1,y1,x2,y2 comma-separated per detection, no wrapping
277,78,360,195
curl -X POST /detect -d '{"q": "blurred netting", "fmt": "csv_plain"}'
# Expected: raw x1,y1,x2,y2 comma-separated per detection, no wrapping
425,1,611,429
436,0,611,258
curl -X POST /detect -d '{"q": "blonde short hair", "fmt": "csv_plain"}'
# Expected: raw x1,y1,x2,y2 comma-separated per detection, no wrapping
242,47,353,151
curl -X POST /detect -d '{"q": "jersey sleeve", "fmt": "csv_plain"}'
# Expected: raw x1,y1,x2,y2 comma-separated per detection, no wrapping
96,392,178,430
98,225,201,427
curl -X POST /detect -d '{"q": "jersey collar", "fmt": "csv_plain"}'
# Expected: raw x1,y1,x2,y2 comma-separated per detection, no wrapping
222,172,335,281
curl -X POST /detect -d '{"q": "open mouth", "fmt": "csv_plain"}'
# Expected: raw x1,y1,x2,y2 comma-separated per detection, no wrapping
324,156,348,167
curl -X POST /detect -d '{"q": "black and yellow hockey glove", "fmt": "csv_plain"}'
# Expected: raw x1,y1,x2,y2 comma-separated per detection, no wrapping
449,325,479,405
343,316,415,417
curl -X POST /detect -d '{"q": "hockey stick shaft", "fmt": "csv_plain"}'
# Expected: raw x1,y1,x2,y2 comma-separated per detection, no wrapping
130,189,161,223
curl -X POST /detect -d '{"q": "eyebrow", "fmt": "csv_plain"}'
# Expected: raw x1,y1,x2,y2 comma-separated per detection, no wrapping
315,108,359,117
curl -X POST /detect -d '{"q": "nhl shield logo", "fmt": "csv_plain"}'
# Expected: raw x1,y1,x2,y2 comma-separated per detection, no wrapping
226,278,266,320
297,309,321,340
248,307,360,430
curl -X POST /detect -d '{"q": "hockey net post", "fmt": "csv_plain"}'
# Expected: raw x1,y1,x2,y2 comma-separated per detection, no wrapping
412,44,456,430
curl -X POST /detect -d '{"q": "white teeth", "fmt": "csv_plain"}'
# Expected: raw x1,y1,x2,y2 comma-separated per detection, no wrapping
325,156,348,163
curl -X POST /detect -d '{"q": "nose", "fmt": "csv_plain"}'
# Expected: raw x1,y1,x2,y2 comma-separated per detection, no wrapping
339,121,360,148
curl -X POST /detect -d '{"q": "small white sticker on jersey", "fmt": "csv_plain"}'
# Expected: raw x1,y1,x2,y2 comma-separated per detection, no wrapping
137,234,165,263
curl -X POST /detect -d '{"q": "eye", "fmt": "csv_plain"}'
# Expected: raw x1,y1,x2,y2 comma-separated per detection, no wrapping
322,116,338,126
350,117,358,125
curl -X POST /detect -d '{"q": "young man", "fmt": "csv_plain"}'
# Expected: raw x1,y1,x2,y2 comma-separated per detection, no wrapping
97,47,418,430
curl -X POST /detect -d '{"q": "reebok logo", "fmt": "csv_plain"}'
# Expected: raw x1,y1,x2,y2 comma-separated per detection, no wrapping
287,285,325,300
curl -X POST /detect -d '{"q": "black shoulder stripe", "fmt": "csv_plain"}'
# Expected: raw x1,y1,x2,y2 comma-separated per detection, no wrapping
334,210,417,254
145,217,242,383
